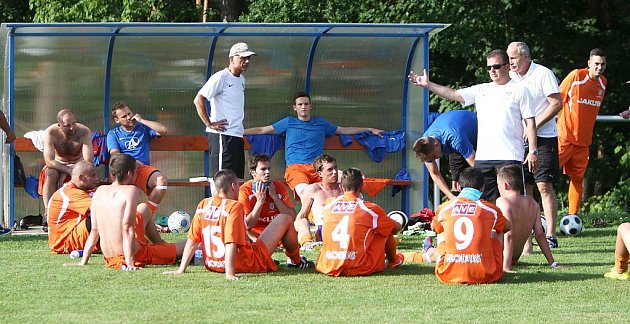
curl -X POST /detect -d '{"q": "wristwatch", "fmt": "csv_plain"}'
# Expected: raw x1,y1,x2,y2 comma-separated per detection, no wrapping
529,149,539,156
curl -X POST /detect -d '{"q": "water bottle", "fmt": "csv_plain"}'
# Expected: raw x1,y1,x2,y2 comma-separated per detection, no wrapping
193,244,204,266
69,250,84,259
422,237,433,251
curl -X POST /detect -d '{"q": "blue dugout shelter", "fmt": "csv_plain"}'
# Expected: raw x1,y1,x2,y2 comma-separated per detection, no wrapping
0,23,448,227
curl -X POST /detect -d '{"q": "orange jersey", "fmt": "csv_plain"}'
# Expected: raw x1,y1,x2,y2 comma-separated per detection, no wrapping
316,192,396,276
558,68,607,147
238,180,294,237
432,197,507,284
47,183,93,253
188,196,277,273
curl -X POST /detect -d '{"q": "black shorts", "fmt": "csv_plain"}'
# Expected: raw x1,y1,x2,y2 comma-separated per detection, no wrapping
474,160,523,201
448,153,469,181
524,136,559,185
208,133,245,179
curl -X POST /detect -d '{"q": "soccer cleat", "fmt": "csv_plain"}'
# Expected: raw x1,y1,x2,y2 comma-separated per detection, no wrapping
299,241,323,252
547,236,559,248
387,253,405,269
604,268,629,281
0,226,11,235
286,256,314,269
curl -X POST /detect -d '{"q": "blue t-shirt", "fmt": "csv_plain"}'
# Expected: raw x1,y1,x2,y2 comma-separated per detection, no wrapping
272,116,337,165
106,123,158,165
423,110,477,159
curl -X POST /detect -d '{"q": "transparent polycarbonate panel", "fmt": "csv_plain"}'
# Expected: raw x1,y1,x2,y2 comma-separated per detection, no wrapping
13,26,118,35
326,26,435,36
11,35,110,134
223,26,327,36
118,25,225,35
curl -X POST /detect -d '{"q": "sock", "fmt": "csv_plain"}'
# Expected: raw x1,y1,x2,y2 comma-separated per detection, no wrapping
615,255,629,273
568,177,583,215
403,252,424,263
385,234,397,262
286,247,301,265
299,234,312,246
147,201,158,216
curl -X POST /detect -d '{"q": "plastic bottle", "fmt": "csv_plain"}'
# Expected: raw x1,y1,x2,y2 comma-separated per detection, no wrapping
69,250,84,259
193,244,203,266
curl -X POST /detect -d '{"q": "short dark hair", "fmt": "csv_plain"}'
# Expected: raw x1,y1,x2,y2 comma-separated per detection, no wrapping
248,154,270,178
213,169,238,194
487,49,509,65
497,164,523,191
589,48,606,58
56,108,74,123
459,167,485,191
109,153,136,183
341,168,363,192
412,137,439,162
313,154,336,172
293,91,311,105
111,101,129,117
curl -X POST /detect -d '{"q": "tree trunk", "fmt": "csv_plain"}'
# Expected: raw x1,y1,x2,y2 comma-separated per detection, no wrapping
219,0,243,22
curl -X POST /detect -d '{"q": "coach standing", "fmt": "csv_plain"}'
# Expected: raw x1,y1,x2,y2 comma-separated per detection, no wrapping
194,42,256,179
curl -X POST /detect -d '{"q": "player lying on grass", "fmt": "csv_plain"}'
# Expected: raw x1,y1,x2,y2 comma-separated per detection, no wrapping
495,164,565,272
604,222,630,280
315,167,403,276
164,169,313,280
72,153,186,270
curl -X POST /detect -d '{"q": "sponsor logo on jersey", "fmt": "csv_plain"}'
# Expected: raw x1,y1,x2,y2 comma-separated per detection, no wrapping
577,98,602,107
206,259,225,268
331,201,357,214
445,253,482,263
325,250,357,260
451,203,477,216
203,206,222,221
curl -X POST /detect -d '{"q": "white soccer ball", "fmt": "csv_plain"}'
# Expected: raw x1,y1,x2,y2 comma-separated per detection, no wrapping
388,210,408,229
559,214,583,236
168,211,191,233
540,215,548,235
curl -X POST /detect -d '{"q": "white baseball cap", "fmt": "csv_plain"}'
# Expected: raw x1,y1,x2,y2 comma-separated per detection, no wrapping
229,42,256,57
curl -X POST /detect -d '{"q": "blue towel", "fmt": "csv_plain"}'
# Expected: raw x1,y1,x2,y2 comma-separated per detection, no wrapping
338,134,353,147
354,130,406,162
24,175,40,199
246,134,285,159
391,168,410,197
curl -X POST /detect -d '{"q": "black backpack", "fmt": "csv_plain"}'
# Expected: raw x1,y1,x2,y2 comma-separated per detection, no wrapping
14,154,26,185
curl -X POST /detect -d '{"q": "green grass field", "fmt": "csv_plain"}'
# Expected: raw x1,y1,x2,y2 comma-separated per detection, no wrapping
1,228,627,323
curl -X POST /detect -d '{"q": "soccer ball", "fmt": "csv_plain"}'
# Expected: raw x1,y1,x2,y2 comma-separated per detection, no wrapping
559,214,583,236
168,211,191,233
540,215,548,235
388,211,408,229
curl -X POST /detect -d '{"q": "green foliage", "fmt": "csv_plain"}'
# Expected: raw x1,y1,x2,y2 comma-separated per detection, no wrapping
0,230,626,322
0,0,34,22
29,0,203,22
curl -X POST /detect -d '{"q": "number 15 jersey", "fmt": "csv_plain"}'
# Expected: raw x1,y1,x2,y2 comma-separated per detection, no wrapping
316,192,396,276
432,197,507,284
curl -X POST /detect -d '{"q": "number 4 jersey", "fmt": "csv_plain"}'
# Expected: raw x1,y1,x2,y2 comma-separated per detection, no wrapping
316,192,397,276
432,197,507,284
188,196,278,273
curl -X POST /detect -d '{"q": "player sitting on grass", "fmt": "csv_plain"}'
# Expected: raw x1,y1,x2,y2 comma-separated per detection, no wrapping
604,222,630,280
495,164,563,272
431,167,511,284
316,167,403,276
294,154,342,251
164,169,313,280
238,153,296,241
75,153,186,270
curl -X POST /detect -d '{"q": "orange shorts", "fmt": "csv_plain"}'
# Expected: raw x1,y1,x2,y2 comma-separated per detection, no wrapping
558,142,589,178
134,164,159,196
38,166,71,196
49,219,91,254
233,239,278,273
104,241,176,269
284,163,320,198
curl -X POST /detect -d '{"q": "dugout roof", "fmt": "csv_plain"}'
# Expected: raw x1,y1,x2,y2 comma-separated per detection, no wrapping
1,23,448,226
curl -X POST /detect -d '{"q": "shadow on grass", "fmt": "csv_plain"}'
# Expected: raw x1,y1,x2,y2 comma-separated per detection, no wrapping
501,269,603,283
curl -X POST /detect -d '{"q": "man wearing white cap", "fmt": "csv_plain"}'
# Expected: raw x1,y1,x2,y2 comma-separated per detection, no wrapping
194,42,256,179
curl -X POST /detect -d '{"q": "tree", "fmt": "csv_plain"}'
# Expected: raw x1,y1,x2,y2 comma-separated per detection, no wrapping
1,0,34,22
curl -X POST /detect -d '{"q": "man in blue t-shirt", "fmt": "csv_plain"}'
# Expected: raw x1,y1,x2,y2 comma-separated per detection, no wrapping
412,110,477,199
106,102,168,216
244,91,383,200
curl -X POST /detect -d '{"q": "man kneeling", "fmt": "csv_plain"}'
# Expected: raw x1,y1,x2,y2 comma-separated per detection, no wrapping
164,169,313,280
316,168,403,276
78,153,185,270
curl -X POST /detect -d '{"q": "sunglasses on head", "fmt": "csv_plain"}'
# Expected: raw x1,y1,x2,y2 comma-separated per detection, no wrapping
486,63,508,71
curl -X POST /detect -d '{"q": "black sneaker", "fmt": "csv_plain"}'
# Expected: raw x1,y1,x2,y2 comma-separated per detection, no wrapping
286,256,314,269
547,236,559,248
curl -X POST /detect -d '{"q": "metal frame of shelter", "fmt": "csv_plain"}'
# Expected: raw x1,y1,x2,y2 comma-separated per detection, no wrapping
1,23,449,227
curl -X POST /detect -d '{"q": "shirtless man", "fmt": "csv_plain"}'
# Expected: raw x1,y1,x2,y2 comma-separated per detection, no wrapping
294,154,342,251
40,109,93,208
77,153,185,270
495,164,561,272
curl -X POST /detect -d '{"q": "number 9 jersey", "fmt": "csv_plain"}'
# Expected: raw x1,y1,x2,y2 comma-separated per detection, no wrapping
432,197,508,284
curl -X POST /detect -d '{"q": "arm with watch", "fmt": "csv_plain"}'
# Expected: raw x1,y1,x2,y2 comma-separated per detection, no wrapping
523,117,539,172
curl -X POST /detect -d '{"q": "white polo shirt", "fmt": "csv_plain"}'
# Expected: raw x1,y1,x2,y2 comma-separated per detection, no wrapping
198,68,245,138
